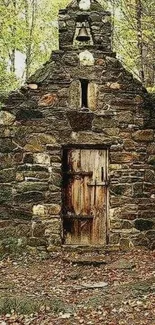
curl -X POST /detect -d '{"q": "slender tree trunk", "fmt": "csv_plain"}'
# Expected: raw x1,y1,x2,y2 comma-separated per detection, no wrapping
135,0,145,84
110,0,115,49
24,0,36,80
10,0,16,73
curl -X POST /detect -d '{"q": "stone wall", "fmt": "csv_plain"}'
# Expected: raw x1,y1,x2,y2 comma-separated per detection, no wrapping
59,2,111,52
0,0,155,252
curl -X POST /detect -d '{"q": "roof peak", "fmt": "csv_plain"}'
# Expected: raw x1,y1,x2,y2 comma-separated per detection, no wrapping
66,0,104,11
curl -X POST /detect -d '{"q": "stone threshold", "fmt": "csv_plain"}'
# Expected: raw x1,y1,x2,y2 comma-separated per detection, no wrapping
61,244,120,253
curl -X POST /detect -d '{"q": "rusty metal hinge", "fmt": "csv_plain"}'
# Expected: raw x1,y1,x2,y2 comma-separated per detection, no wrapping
64,171,93,177
87,180,109,187
64,214,94,219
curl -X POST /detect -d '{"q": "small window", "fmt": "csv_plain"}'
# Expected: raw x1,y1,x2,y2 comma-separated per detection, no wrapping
80,79,89,108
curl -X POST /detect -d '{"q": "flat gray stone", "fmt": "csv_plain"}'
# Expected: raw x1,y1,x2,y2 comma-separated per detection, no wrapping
82,282,108,289
107,258,135,270
65,255,107,266
75,282,108,290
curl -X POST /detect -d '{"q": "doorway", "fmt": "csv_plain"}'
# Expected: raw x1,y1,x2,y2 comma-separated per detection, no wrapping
63,148,109,245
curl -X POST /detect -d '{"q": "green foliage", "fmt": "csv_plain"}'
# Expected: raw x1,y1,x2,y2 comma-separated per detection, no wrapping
111,0,155,88
0,60,20,91
0,0,70,91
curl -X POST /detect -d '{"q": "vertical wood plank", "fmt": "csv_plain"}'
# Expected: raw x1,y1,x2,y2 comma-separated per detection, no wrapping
64,148,108,245
88,83,98,111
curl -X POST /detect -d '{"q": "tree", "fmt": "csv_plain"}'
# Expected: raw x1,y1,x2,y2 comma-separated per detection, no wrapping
112,0,155,88
0,0,70,91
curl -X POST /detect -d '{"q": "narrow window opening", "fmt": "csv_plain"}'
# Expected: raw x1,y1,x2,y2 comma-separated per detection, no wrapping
81,79,89,108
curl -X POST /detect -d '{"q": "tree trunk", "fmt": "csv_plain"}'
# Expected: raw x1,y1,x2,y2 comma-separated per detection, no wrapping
24,0,36,80
10,0,16,73
135,0,145,85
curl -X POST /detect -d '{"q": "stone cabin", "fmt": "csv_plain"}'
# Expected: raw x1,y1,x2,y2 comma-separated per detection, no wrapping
0,0,155,252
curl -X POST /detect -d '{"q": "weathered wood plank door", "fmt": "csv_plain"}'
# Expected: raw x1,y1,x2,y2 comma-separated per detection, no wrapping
63,149,108,245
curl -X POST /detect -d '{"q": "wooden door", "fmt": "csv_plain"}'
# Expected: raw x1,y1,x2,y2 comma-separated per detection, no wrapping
63,149,108,245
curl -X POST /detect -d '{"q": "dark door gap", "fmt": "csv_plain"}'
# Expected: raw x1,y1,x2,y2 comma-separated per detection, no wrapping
80,79,89,108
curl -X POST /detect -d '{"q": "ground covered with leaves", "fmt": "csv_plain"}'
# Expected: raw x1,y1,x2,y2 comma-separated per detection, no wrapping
0,248,154,325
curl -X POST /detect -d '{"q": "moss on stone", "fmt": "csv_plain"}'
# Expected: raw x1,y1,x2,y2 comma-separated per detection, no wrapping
148,155,155,165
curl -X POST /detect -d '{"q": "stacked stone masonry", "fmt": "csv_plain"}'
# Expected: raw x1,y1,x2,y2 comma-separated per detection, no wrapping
0,0,155,252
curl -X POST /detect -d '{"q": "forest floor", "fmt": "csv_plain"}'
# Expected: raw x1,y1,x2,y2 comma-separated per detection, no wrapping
0,248,154,325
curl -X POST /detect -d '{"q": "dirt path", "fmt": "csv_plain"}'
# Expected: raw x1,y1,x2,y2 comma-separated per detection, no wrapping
0,249,154,324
